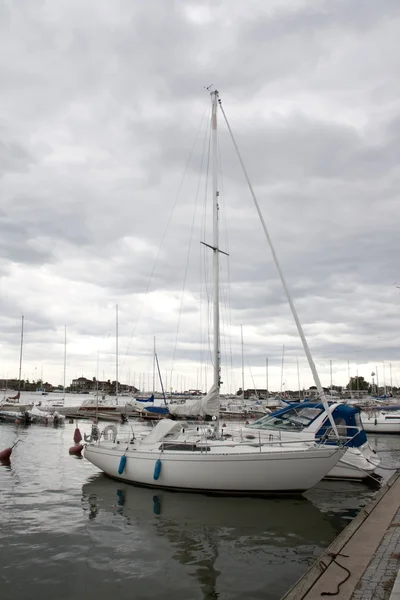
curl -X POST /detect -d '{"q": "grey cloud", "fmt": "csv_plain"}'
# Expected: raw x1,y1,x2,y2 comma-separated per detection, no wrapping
0,0,399,390
0,136,34,177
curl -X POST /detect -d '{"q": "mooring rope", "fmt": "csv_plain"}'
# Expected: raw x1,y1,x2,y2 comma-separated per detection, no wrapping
320,552,351,596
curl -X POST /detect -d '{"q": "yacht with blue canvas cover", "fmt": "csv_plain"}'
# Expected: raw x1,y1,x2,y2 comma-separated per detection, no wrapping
226,402,380,481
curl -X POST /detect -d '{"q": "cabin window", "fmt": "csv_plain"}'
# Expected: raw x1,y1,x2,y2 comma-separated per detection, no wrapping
334,417,347,436
354,412,362,430
248,406,323,431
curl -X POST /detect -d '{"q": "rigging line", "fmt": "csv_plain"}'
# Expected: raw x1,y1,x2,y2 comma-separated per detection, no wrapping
199,119,212,385
219,257,232,392
120,104,209,369
217,133,235,393
169,108,210,382
199,155,211,390
245,347,259,398
199,114,211,389
201,131,214,374
218,97,339,439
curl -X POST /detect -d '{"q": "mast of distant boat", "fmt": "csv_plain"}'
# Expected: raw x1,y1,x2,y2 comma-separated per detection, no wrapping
376,365,379,396
63,325,67,403
155,353,167,406
18,315,24,399
218,98,339,437
241,324,245,400
348,360,353,399
115,304,119,403
152,336,156,395
96,349,100,423
297,358,301,401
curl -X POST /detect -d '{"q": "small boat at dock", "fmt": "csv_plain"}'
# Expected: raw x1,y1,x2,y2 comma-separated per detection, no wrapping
360,405,400,433
223,402,380,481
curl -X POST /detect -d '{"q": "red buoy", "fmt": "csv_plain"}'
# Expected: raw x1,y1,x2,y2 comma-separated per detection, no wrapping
0,440,19,461
73,427,82,444
69,444,83,456
0,447,12,461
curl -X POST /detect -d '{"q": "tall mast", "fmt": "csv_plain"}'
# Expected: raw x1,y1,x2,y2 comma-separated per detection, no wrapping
211,90,220,395
280,344,285,395
330,359,333,396
115,304,119,400
265,357,269,400
152,336,156,394
63,325,67,401
383,361,387,395
96,349,100,422
376,364,379,395
348,360,352,398
18,315,24,393
241,324,245,399
297,358,301,401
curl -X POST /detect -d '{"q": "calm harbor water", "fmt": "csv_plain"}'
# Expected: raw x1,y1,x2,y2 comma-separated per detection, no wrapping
0,407,398,600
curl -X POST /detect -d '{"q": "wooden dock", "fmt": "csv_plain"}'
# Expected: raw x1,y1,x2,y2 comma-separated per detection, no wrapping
281,471,400,600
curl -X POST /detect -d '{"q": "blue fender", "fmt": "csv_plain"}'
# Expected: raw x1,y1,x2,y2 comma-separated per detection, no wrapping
153,458,162,480
118,455,127,475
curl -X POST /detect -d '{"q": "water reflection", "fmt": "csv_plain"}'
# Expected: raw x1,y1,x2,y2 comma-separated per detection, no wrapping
0,415,390,600
82,475,343,599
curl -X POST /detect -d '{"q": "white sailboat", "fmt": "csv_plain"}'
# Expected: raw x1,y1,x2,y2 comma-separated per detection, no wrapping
79,305,127,414
28,326,66,425
360,405,400,433
0,315,34,423
84,90,343,494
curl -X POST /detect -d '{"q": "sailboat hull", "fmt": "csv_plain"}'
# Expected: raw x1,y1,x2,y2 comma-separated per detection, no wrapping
361,409,400,433
85,443,341,494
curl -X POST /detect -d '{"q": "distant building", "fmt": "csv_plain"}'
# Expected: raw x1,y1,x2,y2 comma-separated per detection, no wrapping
304,386,340,398
71,377,93,391
70,377,138,394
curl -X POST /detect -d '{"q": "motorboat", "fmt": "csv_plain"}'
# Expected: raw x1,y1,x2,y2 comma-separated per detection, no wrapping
27,405,65,426
219,400,269,420
79,396,125,413
224,402,380,481
0,408,32,424
35,397,65,413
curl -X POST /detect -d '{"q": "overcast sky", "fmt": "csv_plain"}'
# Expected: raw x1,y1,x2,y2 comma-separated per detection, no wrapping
1,0,400,393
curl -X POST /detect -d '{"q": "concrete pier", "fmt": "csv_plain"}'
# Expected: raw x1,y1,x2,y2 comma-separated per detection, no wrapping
282,471,400,600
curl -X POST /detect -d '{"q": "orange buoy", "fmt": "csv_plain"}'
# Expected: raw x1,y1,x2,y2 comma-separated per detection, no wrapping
69,444,83,456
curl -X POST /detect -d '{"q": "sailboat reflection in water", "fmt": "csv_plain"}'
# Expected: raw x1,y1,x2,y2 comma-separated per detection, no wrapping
85,90,344,494
82,475,346,599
